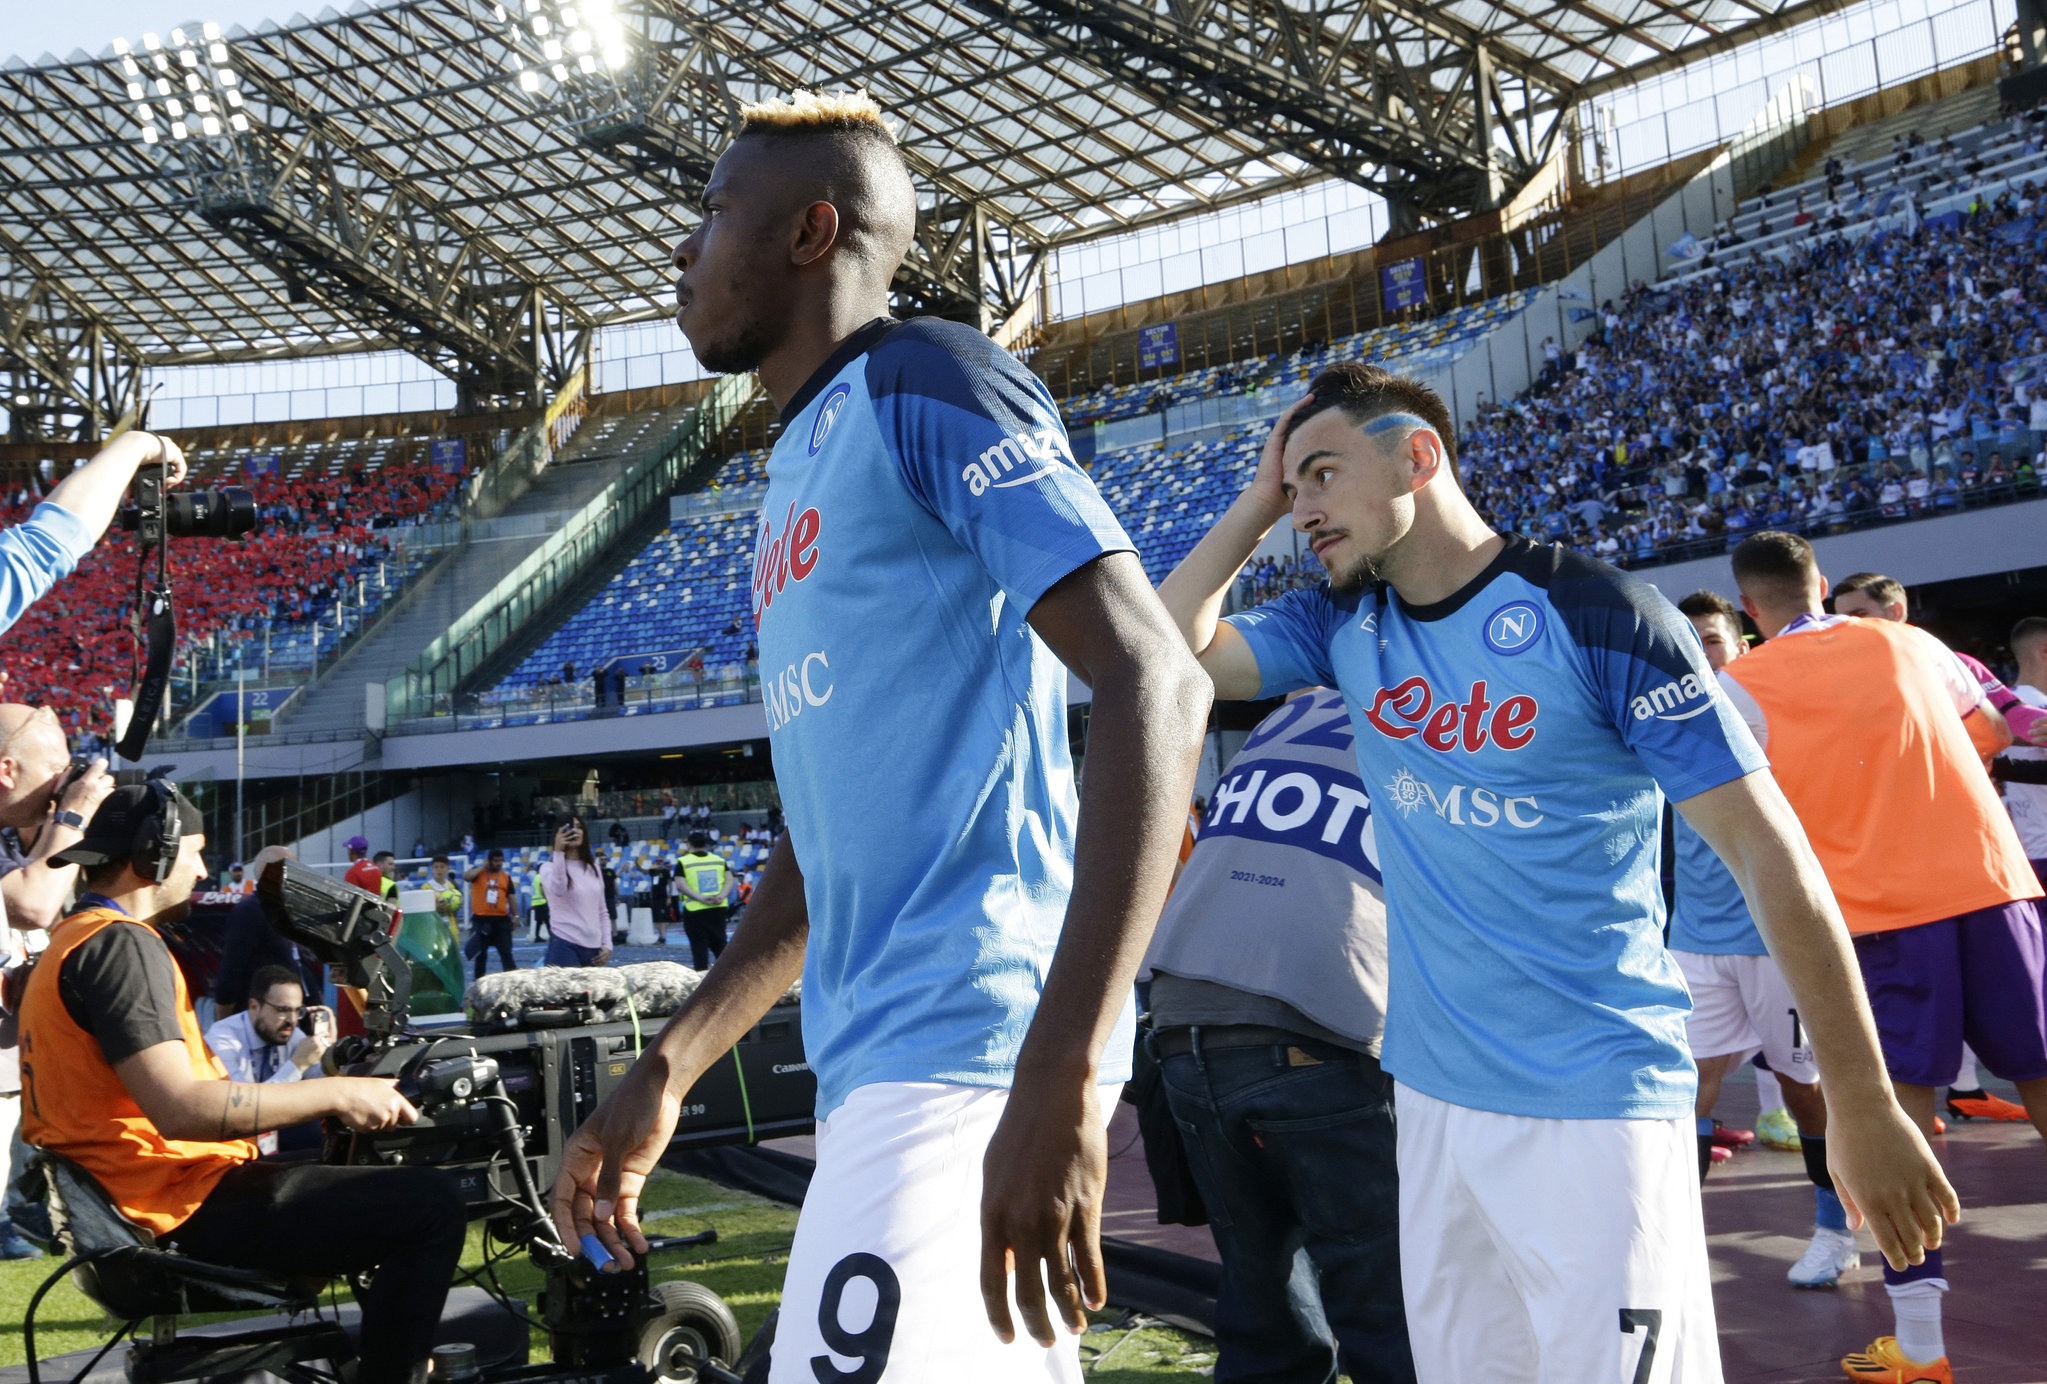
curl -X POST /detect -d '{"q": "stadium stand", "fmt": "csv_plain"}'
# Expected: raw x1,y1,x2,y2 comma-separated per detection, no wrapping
0,466,458,734
1059,290,1542,427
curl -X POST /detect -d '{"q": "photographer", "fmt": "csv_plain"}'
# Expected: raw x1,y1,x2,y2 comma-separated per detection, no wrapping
19,784,466,1384
539,818,611,969
0,431,187,637
203,964,333,1156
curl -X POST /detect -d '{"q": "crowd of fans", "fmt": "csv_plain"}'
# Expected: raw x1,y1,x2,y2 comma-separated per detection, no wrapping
1456,190,2047,567
0,465,460,735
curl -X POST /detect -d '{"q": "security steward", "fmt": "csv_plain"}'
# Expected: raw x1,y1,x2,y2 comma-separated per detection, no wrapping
674,832,730,971
17,783,465,1384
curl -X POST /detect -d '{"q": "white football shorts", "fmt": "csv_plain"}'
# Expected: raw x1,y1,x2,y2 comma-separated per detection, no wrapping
1397,1083,1722,1384
1674,948,1817,1083
769,1080,1122,1384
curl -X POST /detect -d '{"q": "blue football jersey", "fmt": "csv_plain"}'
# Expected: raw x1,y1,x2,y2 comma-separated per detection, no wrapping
1668,812,1766,955
753,318,1136,1116
1225,536,1767,1119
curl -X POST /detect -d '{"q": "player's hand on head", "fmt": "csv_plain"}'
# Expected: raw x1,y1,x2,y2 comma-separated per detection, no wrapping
1827,1103,1960,1271
1248,393,1316,524
978,1080,1108,1348
549,1052,678,1271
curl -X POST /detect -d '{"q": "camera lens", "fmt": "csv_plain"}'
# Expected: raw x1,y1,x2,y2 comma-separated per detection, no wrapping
164,487,260,539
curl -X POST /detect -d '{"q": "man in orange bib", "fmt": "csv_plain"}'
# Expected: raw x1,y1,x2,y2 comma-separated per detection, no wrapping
1724,533,2047,1384
19,784,466,1384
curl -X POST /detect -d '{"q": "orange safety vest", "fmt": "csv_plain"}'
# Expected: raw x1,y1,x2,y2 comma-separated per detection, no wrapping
19,906,256,1236
1724,617,2041,934
470,869,512,918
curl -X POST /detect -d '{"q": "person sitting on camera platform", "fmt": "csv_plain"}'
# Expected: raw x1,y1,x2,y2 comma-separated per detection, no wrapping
203,964,333,1156
18,783,465,1384
0,430,188,638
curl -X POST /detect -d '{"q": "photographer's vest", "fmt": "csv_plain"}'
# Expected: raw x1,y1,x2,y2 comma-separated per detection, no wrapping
19,906,256,1236
679,852,728,912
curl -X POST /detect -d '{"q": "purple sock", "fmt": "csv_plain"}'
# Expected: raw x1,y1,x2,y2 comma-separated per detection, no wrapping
1882,1246,1943,1287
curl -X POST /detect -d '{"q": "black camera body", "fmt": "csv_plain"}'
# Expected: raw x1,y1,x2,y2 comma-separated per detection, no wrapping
119,461,258,545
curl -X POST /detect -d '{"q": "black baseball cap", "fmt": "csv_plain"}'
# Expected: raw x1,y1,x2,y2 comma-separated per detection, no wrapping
50,783,204,868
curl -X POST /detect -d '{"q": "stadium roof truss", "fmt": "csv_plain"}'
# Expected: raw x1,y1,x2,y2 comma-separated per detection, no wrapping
0,0,1853,424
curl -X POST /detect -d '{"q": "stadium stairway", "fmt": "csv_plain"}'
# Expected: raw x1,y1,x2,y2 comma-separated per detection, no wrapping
276,454,631,735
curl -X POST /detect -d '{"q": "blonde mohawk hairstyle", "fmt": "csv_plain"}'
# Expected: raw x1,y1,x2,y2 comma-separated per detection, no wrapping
738,90,898,141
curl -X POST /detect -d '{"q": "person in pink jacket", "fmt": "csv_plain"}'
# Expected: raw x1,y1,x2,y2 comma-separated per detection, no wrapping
540,818,613,969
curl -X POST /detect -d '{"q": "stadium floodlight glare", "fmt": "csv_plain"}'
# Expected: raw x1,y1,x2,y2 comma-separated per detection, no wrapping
495,0,631,96
111,20,248,148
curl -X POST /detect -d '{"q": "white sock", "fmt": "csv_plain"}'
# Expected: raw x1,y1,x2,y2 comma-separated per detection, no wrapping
1887,1279,1949,1364
1756,1065,1784,1114
1953,1045,1980,1091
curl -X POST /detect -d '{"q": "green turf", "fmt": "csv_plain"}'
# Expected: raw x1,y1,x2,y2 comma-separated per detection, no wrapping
0,1168,1219,1379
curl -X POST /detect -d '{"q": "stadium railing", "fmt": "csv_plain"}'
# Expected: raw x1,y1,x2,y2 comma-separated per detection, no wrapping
384,370,761,724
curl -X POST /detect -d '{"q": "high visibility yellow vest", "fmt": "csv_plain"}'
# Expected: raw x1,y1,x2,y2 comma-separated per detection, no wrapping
679,852,729,911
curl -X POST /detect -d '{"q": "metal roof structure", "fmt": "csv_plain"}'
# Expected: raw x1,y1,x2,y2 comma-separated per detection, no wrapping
3,0,1854,435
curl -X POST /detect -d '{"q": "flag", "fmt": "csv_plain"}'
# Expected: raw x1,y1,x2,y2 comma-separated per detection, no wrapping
1665,232,1704,261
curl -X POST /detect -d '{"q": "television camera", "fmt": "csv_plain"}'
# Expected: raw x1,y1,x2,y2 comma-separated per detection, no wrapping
252,858,817,1382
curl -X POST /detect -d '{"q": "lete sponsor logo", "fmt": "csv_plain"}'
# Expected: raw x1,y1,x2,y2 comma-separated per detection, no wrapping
960,424,1075,495
752,502,823,623
1363,676,1538,751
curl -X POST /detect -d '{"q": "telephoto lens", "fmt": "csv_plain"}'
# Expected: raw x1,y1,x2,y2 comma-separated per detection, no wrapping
164,486,259,538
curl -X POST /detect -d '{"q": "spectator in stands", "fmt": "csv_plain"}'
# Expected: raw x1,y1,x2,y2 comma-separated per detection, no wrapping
539,819,611,969
609,819,630,849
464,849,517,980
0,430,186,637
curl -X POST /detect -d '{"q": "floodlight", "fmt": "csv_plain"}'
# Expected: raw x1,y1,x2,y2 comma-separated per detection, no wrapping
561,6,580,26
551,62,568,80
114,22,243,147
170,120,188,138
210,42,229,63
531,15,549,35
121,56,140,75
568,29,591,53
169,27,187,45
165,98,184,117
112,36,132,55
140,126,159,144
127,81,144,99
518,68,541,92
219,68,238,86
202,21,220,39
201,114,221,136
577,52,596,73
193,92,213,112
225,88,243,106
181,49,200,68
186,72,202,92
142,32,161,50
229,112,248,131
542,37,562,59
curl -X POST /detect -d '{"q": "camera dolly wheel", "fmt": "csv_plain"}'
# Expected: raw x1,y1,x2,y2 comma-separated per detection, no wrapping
636,1279,742,1382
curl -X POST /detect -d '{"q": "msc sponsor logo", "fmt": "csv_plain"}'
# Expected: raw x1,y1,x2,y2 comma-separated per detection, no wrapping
809,383,852,454
752,502,823,623
960,425,1074,495
1363,676,1538,751
1630,673,1717,722
1484,600,1545,655
764,650,834,732
1382,767,1542,829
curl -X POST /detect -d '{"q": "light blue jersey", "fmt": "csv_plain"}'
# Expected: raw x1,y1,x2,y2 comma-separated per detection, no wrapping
1668,812,1766,955
1226,536,1766,1119
0,502,92,637
753,318,1136,1117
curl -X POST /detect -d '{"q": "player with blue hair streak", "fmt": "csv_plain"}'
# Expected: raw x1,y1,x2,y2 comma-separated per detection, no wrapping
1156,360,1956,1382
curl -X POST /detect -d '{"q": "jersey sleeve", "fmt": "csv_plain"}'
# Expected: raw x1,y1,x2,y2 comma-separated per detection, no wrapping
1553,561,1767,801
1924,633,1992,717
865,321,1134,613
1220,586,1341,697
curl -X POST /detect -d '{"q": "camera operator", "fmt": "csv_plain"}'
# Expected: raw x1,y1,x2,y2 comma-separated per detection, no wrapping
18,784,466,1384
0,431,187,637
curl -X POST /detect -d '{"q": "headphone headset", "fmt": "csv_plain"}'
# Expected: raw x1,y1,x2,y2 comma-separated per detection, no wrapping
127,773,185,884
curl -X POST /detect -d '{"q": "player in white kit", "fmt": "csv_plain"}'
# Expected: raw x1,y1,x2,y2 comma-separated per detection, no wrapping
549,94,1212,1380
